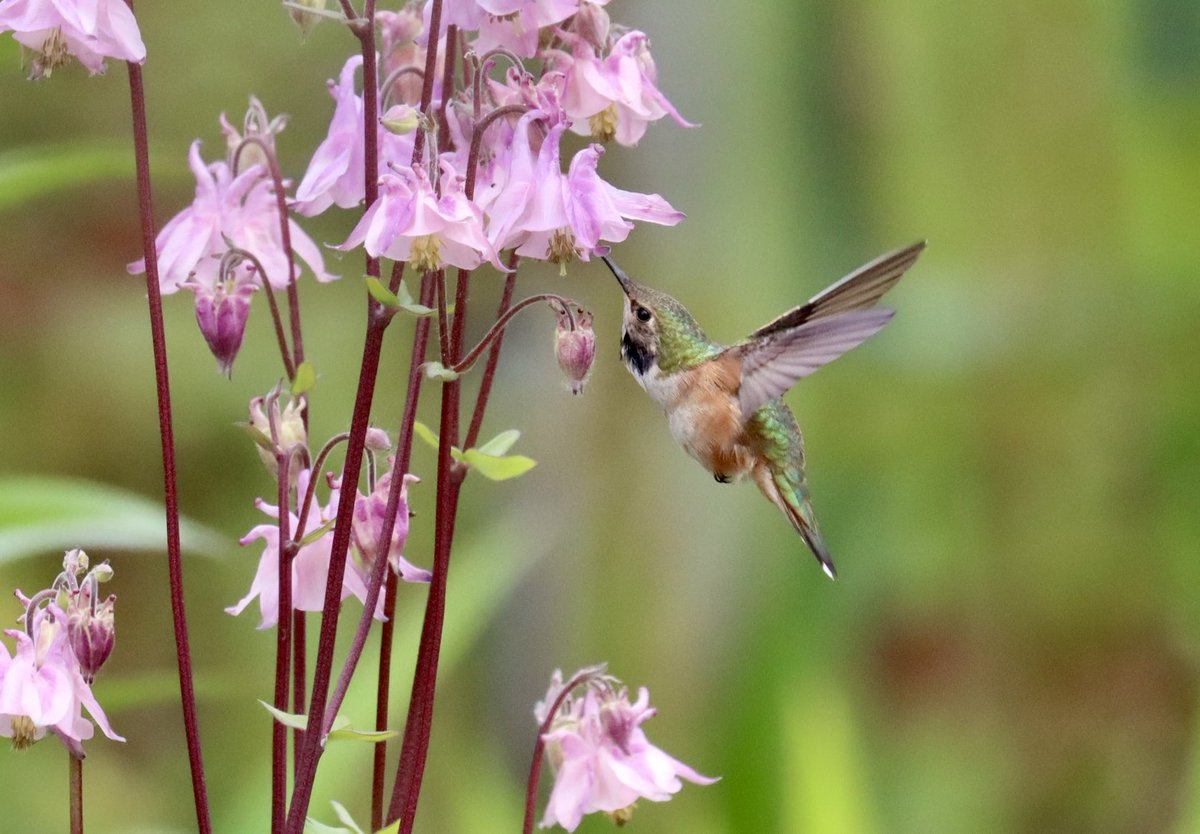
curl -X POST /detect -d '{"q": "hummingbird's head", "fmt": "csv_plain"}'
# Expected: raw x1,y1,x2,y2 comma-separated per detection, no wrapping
600,254,713,376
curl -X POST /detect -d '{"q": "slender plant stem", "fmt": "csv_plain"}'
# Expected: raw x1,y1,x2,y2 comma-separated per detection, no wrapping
371,271,435,832
234,137,304,370
387,258,464,831
436,25,458,148
272,453,294,834
410,0,443,168
463,254,519,449
447,291,570,376
123,39,212,834
292,609,306,771
69,755,82,834
285,5,393,826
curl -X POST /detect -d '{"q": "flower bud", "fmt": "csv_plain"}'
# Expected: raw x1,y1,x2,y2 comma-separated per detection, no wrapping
381,104,421,135
249,390,308,481
192,277,255,376
67,593,115,683
554,306,596,395
365,427,392,451
286,0,327,41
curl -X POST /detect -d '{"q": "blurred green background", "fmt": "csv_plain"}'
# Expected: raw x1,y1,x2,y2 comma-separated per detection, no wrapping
2,1,1199,832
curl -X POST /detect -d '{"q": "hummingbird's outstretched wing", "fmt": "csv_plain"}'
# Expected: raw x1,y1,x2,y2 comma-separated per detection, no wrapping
748,241,925,340
732,309,894,420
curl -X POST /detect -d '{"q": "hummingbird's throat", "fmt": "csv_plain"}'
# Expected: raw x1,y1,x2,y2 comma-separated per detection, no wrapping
620,331,653,376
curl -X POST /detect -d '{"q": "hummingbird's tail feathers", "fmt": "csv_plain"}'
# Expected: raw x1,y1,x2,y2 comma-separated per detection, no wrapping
748,240,926,340
736,309,894,420
753,464,838,580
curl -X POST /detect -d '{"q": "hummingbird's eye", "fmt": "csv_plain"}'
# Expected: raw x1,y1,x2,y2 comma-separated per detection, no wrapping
635,306,652,323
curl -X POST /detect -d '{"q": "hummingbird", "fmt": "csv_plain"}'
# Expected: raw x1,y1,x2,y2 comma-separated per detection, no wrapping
601,241,925,579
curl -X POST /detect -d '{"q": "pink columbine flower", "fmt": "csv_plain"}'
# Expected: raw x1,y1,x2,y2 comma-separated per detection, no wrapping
487,125,684,269
0,0,145,78
350,467,431,585
0,603,123,755
229,470,366,628
339,159,507,273
549,28,694,145
128,140,336,293
293,55,417,217
536,669,716,831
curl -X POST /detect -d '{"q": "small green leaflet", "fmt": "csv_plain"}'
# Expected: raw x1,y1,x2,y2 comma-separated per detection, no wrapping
259,701,399,744
292,361,317,396
412,422,536,481
304,800,402,834
364,276,435,317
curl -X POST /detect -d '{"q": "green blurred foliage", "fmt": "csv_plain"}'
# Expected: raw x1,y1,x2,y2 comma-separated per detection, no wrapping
1,0,1198,832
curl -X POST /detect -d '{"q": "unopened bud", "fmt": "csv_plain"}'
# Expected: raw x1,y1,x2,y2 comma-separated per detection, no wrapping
68,593,115,683
365,427,392,451
381,104,421,135
63,548,88,577
286,0,327,41
90,561,114,584
249,390,308,482
192,278,255,376
554,306,595,395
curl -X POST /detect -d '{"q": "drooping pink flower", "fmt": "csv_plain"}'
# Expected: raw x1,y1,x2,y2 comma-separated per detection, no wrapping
486,127,683,268
339,159,507,273
0,0,145,78
553,305,595,394
293,55,417,217
228,470,370,629
536,670,716,831
0,604,123,755
350,466,430,585
128,140,336,292
549,28,694,145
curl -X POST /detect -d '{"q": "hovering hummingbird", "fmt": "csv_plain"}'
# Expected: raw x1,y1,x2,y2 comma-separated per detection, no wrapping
601,242,925,579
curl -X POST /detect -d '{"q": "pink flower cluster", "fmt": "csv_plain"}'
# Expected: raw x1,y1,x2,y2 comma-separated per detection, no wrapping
0,0,145,78
227,464,430,630
536,668,716,831
293,0,690,274
128,102,337,374
0,549,122,757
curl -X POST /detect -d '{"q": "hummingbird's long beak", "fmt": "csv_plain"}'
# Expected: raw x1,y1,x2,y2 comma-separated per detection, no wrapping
600,253,635,297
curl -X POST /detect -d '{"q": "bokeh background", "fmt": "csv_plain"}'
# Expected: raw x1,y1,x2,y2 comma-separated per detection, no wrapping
2,1,1199,832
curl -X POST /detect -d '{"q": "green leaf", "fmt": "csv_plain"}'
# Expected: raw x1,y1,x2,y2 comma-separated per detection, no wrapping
420,361,460,381
0,476,226,563
236,421,274,452
460,450,537,481
258,700,311,730
476,429,521,457
364,275,399,307
303,819,352,834
327,724,400,744
292,361,317,396
330,801,365,834
375,822,401,834
412,421,440,451
395,280,435,316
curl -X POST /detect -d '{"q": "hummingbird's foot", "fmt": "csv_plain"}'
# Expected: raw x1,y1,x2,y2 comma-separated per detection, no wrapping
714,473,731,484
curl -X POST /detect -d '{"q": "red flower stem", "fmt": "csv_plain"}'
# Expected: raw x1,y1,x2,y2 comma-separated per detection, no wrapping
69,754,82,834
335,0,357,21
286,6,398,827
235,137,304,369
446,291,570,376
292,610,306,770
522,669,594,834
387,331,463,832
410,0,443,168
271,453,294,834
434,270,452,361
123,43,212,834
371,271,434,832
463,253,519,450
226,247,295,379
436,25,458,147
